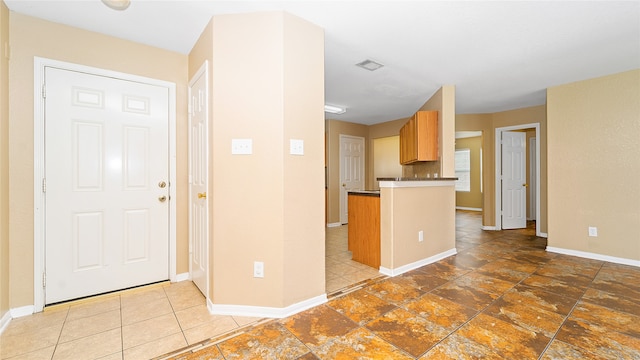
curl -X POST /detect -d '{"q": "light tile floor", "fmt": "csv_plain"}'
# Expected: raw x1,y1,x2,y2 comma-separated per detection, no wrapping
0,281,262,360
324,224,382,293
0,223,374,360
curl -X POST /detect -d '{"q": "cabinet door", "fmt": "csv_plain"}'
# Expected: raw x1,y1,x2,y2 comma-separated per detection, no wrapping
415,111,438,161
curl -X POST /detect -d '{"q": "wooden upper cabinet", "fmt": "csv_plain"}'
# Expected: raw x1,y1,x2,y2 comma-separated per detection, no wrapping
399,110,438,164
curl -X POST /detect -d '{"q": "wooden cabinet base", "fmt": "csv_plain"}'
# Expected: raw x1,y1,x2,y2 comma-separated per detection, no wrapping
347,194,380,268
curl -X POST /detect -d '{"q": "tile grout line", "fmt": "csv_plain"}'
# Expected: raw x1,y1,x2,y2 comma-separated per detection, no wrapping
535,261,607,360
412,232,552,358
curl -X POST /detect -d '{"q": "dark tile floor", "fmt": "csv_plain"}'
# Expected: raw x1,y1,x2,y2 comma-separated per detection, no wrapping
166,211,640,359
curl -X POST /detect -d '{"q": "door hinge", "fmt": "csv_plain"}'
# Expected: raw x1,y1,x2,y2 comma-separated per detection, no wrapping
42,178,46,193
42,84,46,99
42,272,46,288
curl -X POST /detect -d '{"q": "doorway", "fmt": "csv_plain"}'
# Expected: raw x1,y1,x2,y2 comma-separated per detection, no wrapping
33,57,178,311
495,123,542,236
339,135,364,224
188,62,209,298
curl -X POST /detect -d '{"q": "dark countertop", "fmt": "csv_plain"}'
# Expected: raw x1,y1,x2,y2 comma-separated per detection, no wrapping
377,177,458,181
348,190,381,197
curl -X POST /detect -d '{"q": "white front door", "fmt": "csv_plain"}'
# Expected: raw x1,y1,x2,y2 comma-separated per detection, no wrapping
188,64,208,296
45,67,170,304
501,131,527,229
339,135,365,224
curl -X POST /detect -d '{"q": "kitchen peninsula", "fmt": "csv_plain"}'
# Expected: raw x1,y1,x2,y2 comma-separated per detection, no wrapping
348,177,457,276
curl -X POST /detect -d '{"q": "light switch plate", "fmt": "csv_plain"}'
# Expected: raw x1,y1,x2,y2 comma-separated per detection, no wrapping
232,139,252,155
290,139,304,155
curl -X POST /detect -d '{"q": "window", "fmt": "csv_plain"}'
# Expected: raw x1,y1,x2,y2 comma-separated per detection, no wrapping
455,149,470,192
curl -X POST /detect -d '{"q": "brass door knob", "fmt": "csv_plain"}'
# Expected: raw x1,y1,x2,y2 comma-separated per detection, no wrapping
198,192,207,199
158,181,167,188
342,183,346,187
158,195,167,202
523,184,529,187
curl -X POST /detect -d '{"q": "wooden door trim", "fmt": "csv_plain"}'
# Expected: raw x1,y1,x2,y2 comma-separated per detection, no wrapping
33,57,177,312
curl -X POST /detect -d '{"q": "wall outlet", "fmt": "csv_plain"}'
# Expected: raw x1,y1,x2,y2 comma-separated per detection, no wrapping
418,230,424,242
588,227,598,237
253,261,264,278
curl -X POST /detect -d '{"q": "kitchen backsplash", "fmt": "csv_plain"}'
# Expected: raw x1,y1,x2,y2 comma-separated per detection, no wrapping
402,160,441,178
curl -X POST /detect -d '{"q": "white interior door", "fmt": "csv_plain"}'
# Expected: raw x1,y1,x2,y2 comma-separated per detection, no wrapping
339,135,364,224
189,64,208,296
501,131,527,229
45,67,170,304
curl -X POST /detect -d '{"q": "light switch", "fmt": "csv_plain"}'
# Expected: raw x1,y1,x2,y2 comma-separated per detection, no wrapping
231,139,252,155
290,139,304,155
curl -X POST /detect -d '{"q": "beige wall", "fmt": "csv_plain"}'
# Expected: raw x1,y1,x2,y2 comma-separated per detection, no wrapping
209,12,325,307
1,0,9,321
455,136,483,209
547,69,640,261
8,14,189,308
380,185,456,269
372,136,402,190
325,119,368,224
405,86,457,178
367,118,407,189
456,105,547,233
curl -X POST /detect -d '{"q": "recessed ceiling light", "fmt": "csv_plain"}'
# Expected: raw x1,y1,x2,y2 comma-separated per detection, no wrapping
356,59,384,71
324,104,347,115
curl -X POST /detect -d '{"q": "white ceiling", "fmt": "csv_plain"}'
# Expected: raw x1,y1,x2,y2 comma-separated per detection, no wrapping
5,1,640,125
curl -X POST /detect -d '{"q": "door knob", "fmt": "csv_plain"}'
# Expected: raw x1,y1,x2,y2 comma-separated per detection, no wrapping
342,183,346,187
158,181,167,188
158,195,167,202
198,192,207,199
522,184,529,187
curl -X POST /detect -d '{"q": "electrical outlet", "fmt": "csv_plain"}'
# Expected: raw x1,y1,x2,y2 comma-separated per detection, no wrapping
588,227,598,237
418,230,424,242
253,261,264,278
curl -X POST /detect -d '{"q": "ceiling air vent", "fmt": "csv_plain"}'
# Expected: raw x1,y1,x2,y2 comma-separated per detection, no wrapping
356,59,384,71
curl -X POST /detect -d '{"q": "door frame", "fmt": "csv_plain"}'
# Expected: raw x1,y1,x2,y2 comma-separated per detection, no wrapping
494,123,543,237
33,57,177,312
529,137,537,221
339,134,365,224
188,61,209,299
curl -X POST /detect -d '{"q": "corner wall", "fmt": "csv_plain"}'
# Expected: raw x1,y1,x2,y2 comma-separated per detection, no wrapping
210,12,325,309
404,85,456,178
547,69,640,262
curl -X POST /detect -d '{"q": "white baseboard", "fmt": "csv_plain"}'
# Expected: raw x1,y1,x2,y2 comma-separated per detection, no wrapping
538,232,548,238
326,222,342,228
456,207,482,212
208,293,328,319
379,248,457,277
0,310,11,335
174,272,190,282
481,226,498,231
546,247,640,267
10,305,34,318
